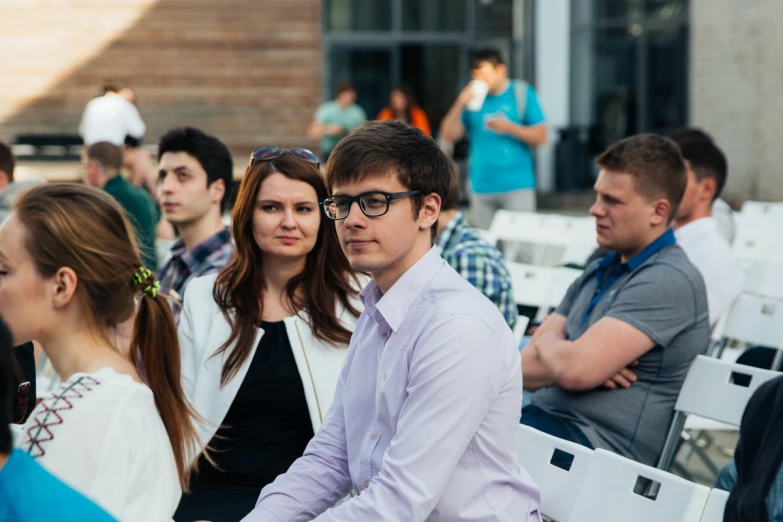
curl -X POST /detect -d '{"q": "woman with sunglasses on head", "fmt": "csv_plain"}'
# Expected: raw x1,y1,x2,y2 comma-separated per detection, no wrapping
2,183,199,521
174,147,363,522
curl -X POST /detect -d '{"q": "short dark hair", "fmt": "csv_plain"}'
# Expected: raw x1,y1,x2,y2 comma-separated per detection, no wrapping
158,127,233,211
596,133,687,223
86,141,123,172
325,120,451,243
0,142,14,182
442,161,462,211
668,127,728,201
102,82,120,94
0,317,16,454
470,48,505,69
334,81,357,97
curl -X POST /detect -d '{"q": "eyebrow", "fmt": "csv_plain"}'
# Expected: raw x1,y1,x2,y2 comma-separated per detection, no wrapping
257,199,317,206
159,165,191,176
331,189,388,196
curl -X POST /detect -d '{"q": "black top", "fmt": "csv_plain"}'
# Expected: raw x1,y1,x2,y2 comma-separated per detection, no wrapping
725,375,783,522
175,320,314,522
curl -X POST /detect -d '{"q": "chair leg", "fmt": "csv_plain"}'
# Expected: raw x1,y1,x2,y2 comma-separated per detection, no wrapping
656,411,687,471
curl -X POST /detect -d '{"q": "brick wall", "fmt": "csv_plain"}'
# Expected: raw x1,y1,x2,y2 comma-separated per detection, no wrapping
0,0,323,155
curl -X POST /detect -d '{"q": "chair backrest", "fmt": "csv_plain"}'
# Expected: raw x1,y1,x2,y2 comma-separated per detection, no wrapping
569,449,710,522
718,293,783,348
675,355,780,425
741,260,783,300
489,211,599,266
517,425,593,521
740,200,783,219
507,262,555,309
699,489,730,522
513,315,530,346
489,210,572,247
732,212,783,262
546,267,582,308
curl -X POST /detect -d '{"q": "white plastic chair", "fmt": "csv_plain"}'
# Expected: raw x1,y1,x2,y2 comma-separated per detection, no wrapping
513,315,530,346
545,267,582,310
517,425,593,522
739,200,783,219
740,260,783,300
570,449,710,522
507,263,580,322
711,293,783,369
699,489,730,522
507,262,555,312
732,212,783,262
489,210,596,265
656,355,780,473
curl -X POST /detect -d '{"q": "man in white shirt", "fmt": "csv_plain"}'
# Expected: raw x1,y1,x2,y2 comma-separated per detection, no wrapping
78,84,146,146
669,128,744,326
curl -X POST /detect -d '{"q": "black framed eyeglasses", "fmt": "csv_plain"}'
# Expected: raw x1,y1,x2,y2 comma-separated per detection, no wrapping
250,147,320,166
321,191,419,220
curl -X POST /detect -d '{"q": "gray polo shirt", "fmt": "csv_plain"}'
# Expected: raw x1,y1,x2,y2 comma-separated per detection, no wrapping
530,236,710,466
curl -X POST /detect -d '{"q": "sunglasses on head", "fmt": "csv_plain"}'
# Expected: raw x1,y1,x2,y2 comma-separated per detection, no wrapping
249,147,320,166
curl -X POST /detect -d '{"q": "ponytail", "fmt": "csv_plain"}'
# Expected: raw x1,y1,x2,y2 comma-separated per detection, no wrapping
130,268,200,491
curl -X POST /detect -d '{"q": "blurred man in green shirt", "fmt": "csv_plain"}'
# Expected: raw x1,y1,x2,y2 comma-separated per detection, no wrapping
83,142,160,269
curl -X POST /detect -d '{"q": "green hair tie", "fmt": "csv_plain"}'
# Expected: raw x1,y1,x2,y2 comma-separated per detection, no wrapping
131,267,159,298
143,280,161,299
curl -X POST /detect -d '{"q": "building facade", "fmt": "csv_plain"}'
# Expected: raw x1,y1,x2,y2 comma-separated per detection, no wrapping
2,0,781,202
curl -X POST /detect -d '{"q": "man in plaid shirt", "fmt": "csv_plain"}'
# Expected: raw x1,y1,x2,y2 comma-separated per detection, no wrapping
436,166,517,328
156,127,235,321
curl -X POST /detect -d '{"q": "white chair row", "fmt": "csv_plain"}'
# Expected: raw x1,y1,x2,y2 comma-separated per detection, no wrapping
506,262,582,322
733,206,783,262
656,355,780,480
488,210,597,266
518,353,778,520
518,424,729,522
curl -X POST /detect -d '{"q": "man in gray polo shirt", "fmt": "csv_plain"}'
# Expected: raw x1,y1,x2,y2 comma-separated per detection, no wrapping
520,134,710,466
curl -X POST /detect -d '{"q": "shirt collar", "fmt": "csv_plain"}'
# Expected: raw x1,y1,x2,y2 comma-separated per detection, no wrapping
360,247,445,332
598,227,677,272
103,174,125,190
170,226,232,272
435,212,468,253
674,216,716,241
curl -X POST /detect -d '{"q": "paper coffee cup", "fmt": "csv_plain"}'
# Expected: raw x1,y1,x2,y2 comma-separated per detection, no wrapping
466,80,489,112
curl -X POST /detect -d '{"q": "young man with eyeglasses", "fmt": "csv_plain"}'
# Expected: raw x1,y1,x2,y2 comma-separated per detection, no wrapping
242,121,541,522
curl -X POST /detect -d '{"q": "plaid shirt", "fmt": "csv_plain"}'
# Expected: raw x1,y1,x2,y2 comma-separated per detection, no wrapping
436,212,517,328
158,226,234,321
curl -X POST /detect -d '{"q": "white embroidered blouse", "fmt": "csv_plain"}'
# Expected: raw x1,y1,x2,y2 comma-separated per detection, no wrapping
15,367,181,522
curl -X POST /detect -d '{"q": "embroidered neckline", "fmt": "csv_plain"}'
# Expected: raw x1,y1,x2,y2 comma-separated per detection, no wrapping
23,376,101,458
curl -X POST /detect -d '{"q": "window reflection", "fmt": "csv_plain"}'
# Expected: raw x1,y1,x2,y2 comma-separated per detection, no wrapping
402,0,466,31
644,0,687,19
646,26,688,133
325,0,392,31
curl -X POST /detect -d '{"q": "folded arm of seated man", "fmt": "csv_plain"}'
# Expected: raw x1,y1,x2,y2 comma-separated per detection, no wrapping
522,313,652,392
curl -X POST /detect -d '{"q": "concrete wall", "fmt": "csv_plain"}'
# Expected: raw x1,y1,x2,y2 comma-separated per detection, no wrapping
690,0,783,204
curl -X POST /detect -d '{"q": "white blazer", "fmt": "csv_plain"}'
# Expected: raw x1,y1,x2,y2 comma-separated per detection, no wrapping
177,272,362,463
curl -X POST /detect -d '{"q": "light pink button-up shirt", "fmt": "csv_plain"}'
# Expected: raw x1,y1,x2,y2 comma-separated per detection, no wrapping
243,248,541,522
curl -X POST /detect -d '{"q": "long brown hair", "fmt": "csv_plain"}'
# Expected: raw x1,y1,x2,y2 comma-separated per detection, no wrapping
14,183,199,490
213,155,361,386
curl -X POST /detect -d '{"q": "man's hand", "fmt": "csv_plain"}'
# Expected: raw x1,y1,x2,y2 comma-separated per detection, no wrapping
602,360,639,389
455,83,475,108
486,115,513,134
324,124,346,136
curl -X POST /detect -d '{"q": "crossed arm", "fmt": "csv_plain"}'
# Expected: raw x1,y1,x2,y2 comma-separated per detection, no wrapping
521,313,655,392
